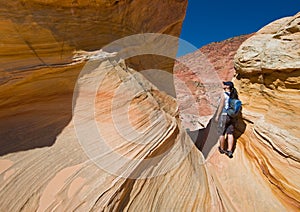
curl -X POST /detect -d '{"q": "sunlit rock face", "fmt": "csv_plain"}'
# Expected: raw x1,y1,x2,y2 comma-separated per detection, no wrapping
0,0,187,154
1,0,299,211
216,12,300,211
0,56,219,211
0,0,209,211
176,12,300,211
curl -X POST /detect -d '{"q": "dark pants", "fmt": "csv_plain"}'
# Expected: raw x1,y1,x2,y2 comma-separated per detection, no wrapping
218,114,236,135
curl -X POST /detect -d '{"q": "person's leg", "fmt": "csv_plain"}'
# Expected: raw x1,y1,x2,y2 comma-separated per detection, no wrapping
225,121,235,158
227,134,234,152
217,114,227,153
219,135,225,149
218,135,226,154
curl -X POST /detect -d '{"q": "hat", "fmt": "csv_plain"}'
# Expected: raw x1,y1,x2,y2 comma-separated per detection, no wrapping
223,81,234,88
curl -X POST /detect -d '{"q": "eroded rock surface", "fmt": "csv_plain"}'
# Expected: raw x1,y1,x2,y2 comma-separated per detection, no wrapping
207,12,300,211
0,0,186,154
1,57,219,211
0,1,299,211
176,12,300,211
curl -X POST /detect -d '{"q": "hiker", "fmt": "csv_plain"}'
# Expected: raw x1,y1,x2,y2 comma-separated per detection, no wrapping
215,81,240,158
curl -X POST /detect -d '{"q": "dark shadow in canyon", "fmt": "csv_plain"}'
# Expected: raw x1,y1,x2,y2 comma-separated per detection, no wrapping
0,97,73,156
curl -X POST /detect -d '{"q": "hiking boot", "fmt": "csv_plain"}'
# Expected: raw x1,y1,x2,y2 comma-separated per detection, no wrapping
218,146,226,154
226,150,233,158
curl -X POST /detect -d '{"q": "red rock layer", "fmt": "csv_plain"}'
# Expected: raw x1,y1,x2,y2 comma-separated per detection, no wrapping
174,34,252,130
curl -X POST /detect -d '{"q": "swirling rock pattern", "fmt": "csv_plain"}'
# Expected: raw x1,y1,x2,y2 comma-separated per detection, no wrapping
175,13,300,209
0,56,218,211
0,0,187,154
0,0,299,211
227,11,300,210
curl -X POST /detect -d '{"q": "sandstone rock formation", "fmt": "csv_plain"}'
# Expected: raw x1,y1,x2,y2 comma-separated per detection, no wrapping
0,55,218,211
224,12,300,210
175,12,300,211
0,0,299,211
187,12,299,211
0,0,186,72
0,0,186,155
0,0,198,211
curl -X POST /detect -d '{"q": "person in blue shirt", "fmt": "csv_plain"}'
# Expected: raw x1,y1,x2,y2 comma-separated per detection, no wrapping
215,81,239,158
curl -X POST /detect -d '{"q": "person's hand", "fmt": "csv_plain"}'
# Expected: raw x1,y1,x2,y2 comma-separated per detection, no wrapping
214,116,219,123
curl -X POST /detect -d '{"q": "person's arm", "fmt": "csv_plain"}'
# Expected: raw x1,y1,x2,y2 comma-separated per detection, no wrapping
215,93,225,122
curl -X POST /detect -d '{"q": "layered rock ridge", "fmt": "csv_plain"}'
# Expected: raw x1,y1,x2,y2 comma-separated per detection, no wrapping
0,0,187,72
226,12,300,210
0,0,187,155
1,1,220,211
1,0,299,211
1,54,220,211
174,12,300,212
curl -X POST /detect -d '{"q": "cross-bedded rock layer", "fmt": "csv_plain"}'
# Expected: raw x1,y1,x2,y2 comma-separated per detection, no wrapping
0,1,299,211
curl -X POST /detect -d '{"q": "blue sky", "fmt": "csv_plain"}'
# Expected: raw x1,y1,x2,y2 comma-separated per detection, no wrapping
177,0,300,56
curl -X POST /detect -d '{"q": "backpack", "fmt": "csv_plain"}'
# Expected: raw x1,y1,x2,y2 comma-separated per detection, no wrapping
227,98,242,118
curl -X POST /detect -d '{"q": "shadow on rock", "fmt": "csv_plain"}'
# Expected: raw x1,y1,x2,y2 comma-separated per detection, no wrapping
187,110,247,159
0,93,74,156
